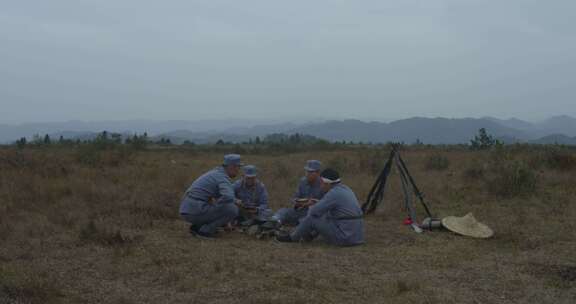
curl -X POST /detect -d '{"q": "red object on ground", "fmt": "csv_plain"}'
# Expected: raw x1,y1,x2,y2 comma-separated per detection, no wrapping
403,217,413,225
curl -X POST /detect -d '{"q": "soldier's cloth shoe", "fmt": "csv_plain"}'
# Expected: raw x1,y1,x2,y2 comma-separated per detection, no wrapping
190,225,216,240
261,220,280,230
240,219,255,227
275,232,293,243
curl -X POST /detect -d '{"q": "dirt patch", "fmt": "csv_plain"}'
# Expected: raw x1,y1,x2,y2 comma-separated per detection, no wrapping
526,263,576,283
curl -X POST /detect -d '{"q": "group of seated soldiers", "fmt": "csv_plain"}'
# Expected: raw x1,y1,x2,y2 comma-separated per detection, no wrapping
179,154,364,246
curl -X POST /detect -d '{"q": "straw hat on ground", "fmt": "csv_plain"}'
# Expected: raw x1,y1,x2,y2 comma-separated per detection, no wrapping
442,213,494,239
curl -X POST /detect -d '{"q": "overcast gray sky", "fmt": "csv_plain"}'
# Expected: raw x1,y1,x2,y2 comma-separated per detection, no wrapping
1,0,575,124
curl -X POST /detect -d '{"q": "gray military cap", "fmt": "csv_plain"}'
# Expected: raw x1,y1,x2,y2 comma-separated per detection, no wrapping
223,154,244,166
243,165,258,177
304,160,322,172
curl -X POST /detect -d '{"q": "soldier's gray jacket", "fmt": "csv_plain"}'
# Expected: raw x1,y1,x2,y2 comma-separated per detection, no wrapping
292,176,325,204
308,183,364,245
179,166,235,215
234,179,269,211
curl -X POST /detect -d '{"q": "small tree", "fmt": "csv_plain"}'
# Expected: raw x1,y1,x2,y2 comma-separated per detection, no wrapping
111,133,123,144
470,128,498,150
157,138,172,146
129,133,148,150
413,138,424,146
15,137,27,149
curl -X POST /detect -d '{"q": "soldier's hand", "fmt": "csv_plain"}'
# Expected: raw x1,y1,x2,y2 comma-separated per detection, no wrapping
299,199,318,208
235,199,244,207
294,198,307,209
225,222,234,232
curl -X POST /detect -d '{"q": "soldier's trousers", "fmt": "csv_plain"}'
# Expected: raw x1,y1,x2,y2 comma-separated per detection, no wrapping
290,215,364,246
273,207,308,226
180,198,238,235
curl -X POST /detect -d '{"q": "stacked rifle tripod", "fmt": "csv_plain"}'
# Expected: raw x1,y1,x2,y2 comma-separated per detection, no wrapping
361,145,439,233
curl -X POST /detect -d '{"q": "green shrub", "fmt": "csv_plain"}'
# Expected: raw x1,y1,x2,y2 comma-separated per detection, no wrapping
271,162,290,180
424,153,450,171
326,155,351,173
129,190,179,221
79,220,137,247
462,161,485,180
0,216,12,241
0,268,63,304
75,145,134,167
0,149,36,170
541,149,576,171
100,148,135,167
487,160,538,197
358,150,388,175
75,144,102,167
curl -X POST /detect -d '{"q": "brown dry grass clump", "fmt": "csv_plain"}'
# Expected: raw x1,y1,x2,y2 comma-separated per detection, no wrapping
0,146,575,303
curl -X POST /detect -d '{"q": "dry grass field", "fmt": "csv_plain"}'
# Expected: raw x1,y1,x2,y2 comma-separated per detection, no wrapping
1,145,575,303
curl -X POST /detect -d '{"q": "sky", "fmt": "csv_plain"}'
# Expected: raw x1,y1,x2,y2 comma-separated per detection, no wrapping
1,0,575,124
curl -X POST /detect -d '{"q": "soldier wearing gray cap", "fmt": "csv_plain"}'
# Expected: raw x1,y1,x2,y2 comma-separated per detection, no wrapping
276,168,365,246
179,154,243,239
234,165,272,223
270,160,325,226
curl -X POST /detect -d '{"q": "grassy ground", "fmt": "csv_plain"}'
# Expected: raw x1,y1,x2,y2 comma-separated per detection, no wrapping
0,146,575,303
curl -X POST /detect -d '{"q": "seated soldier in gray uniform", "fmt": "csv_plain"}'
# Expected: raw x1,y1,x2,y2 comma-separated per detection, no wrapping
234,165,272,224
179,154,243,239
276,168,365,246
271,160,325,226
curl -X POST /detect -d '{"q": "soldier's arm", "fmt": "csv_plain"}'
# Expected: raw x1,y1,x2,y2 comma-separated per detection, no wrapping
233,181,241,197
308,192,335,218
217,181,236,204
259,184,269,210
232,182,244,206
292,179,306,203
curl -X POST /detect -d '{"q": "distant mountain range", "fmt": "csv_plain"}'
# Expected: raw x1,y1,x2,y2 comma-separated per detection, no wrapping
287,116,576,145
288,118,527,144
484,115,576,138
1,116,576,145
0,119,291,143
